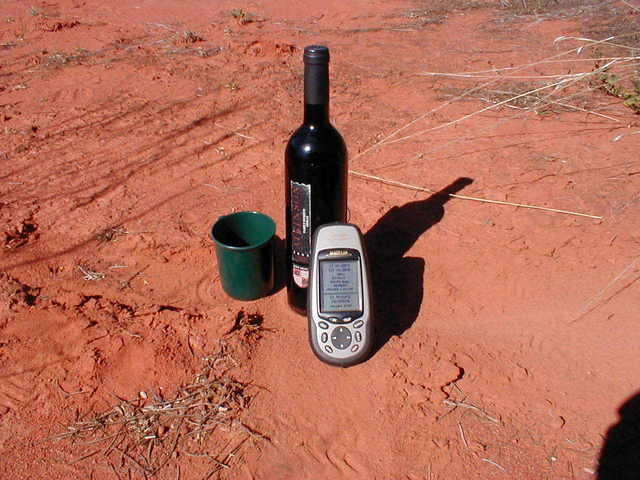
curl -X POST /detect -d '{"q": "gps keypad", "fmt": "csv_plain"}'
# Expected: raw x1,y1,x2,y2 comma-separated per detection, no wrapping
331,326,352,350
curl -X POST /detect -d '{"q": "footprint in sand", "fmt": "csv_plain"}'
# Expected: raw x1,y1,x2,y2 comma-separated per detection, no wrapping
298,438,370,478
0,376,32,413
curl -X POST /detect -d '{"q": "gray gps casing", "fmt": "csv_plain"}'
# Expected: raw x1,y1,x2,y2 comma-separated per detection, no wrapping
308,223,374,367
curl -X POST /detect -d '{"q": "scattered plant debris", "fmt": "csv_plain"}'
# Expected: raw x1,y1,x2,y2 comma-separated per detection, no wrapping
77,265,106,281
95,226,130,244
224,81,239,91
598,71,640,114
52,344,267,478
39,20,80,32
230,8,256,25
181,30,203,44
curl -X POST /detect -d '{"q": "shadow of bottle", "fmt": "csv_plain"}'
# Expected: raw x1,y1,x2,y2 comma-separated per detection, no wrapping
272,235,287,295
598,391,640,479
364,177,473,354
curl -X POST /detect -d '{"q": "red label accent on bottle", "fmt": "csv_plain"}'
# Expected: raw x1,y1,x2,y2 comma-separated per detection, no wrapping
292,263,309,288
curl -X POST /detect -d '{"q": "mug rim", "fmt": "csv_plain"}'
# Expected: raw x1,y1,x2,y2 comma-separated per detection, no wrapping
210,211,276,251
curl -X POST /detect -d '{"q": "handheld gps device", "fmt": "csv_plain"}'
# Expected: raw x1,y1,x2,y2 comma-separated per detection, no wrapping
308,223,374,367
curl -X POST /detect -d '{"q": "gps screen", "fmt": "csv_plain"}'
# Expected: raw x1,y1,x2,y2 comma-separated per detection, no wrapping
320,259,361,313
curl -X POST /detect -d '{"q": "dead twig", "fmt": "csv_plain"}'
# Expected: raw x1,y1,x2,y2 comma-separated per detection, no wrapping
119,265,149,290
571,256,640,324
57,380,91,398
233,131,257,140
443,399,502,425
77,265,106,281
458,422,469,449
481,457,507,472
109,461,124,480
350,170,603,219
184,451,231,469
97,227,153,244
67,449,101,465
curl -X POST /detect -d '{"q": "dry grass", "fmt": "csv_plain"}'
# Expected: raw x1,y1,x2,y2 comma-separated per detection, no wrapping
501,0,603,15
435,81,578,114
351,21,640,190
181,30,204,44
582,2,640,51
398,0,491,28
51,343,267,478
410,0,492,15
40,49,92,69
230,8,262,25
349,29,640,220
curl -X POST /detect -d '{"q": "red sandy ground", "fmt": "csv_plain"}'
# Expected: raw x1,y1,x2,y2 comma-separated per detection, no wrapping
1,0,639,478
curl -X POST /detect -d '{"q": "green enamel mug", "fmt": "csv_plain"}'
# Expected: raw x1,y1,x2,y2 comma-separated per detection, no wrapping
210,211,275,301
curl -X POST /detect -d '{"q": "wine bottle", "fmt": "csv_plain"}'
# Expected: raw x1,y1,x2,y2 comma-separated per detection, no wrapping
285,45,348,314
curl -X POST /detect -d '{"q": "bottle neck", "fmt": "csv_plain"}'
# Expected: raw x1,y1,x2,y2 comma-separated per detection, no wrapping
303,63,329,124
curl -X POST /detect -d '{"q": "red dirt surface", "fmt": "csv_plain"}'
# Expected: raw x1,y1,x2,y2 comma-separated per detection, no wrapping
1,0,639,479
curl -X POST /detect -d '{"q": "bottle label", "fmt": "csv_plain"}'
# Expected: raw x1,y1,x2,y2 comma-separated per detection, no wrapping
290,180,311,287
292,263,309,288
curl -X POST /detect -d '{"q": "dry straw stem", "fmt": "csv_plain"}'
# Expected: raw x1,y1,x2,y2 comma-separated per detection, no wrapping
612,129,640,141
442,398,502,425
620,0,640,13
353,33,639,163
383,57,622,146
349,170,603,219
481,457,507,472
458,422,469,449
437,82,624,121
418,56,640,79
51,345,266,477
571,255,640,324
348,34,640,220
